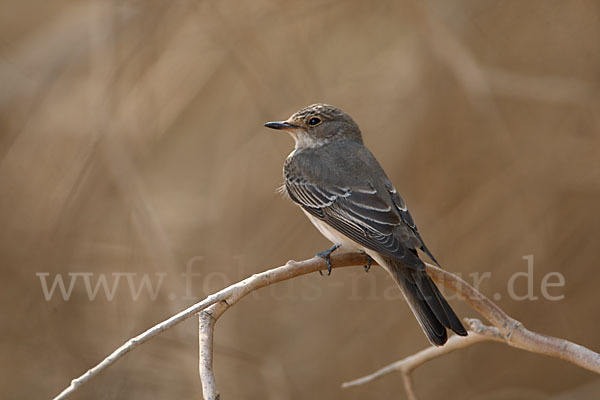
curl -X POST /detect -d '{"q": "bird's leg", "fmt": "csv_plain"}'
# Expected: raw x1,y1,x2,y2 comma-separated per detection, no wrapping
316,244,341,276
362,252,373,272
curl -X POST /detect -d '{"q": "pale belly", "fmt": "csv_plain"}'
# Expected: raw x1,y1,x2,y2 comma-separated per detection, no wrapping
301,208,393,275
302,209,358,251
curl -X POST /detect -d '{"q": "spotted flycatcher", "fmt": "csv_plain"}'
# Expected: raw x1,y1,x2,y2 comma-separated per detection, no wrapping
265,104,467,345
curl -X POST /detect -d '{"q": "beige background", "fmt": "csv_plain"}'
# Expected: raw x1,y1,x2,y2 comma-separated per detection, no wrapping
2,1,600,399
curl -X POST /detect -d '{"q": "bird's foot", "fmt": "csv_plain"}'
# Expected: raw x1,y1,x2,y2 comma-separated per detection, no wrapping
362,252,373,272
317,244,341,276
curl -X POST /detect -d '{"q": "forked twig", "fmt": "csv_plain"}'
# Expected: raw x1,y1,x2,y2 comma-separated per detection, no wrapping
342,264,600,398
52,252,368,400
52,253,600,400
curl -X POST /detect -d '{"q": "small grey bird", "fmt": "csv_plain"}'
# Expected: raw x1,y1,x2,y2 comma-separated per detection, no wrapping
265,104,467,346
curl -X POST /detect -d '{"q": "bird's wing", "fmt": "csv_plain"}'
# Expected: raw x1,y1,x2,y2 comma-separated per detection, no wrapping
384,181,439,265
285,176,429,270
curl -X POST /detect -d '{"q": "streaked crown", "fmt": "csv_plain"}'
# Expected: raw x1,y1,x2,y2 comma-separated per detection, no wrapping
265,103,363,148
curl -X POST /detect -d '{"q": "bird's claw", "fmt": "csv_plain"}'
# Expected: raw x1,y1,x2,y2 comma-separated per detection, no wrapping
317,244,341,276
363,253,373,272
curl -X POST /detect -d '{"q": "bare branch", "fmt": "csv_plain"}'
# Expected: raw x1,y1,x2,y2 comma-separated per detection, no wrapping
194,253,369,398
401,372,417,400
52,252,600,400
342,319,500,389
342,264,600,396
199,302,229,400
425,263,600,374
51,252,369,400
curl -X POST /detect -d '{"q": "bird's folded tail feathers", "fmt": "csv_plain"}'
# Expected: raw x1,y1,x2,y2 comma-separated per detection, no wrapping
385,257,467,346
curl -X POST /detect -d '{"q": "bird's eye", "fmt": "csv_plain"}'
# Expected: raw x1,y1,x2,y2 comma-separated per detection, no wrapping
308,117,321,126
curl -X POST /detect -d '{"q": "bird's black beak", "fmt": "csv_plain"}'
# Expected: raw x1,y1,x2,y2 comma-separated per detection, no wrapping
264,121,299,130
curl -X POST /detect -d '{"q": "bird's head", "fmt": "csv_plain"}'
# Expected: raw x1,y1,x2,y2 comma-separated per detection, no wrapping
264,104,362,149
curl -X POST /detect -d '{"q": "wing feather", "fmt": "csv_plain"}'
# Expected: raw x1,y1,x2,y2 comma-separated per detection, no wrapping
285,177,426,269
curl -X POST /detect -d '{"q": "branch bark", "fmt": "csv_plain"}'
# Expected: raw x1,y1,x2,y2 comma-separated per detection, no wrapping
199,301,229,400
342,264,600,398
342,318,504,389
51,252,368,400
425,263,600,374
51,252,600,400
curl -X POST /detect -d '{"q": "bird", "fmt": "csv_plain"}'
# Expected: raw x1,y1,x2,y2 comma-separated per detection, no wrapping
264,103,467,346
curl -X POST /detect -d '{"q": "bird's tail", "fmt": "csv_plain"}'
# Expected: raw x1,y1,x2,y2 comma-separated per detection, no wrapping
384,256,467,346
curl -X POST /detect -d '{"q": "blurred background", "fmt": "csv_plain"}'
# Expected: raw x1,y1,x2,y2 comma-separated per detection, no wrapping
2,1,600,399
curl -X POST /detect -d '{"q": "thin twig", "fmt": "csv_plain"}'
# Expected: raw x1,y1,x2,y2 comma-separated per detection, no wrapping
51,252,369,400
52,253,600,400
401,372,417,400
341,265,600,397
425,263,600,374
199,302,229,400
342,319,501,389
